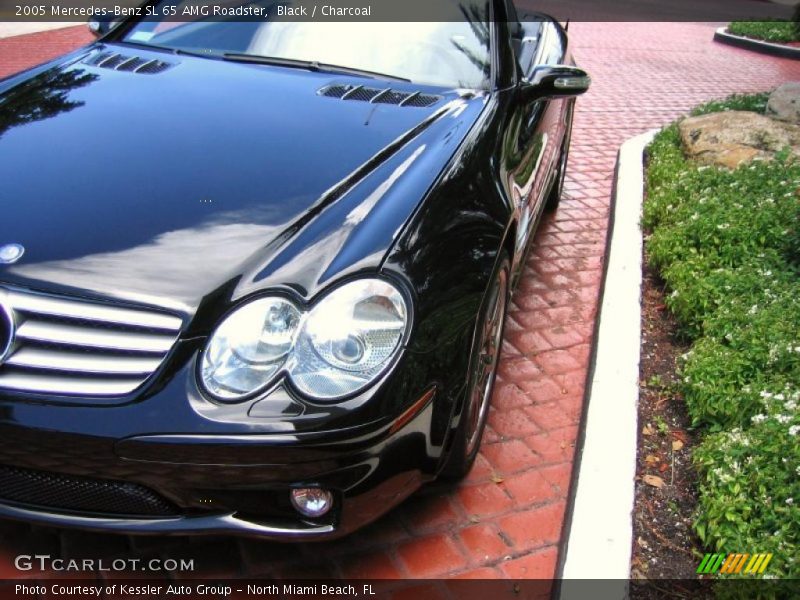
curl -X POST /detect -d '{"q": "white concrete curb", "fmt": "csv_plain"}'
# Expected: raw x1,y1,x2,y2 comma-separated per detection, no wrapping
559,129,658,595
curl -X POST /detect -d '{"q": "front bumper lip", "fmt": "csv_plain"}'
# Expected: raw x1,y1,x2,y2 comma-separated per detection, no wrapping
0,502,335,540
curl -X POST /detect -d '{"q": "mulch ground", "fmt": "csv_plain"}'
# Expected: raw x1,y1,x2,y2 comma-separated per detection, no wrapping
629,254,713,599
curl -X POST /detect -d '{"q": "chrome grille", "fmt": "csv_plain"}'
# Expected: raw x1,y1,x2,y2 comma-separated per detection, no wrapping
0,288,182,398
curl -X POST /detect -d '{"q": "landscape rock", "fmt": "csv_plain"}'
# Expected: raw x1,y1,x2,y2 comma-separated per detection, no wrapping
678,110,800,169
767,82,800,123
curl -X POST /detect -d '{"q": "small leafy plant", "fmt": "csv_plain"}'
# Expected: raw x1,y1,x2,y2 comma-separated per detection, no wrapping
644,92,800,577
689,93,770,117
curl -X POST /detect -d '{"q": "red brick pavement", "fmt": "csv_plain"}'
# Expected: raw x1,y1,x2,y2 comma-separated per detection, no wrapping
0,27,93,78
1,22,800,582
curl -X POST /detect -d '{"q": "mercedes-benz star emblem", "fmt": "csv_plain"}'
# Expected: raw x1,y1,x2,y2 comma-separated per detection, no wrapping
0,244,25,265
0,303,13,365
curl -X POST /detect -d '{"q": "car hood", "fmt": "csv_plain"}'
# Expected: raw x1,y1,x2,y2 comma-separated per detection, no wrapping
0,44,486,326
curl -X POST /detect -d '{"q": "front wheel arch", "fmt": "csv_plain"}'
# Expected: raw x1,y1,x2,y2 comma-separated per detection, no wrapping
438,251,510,481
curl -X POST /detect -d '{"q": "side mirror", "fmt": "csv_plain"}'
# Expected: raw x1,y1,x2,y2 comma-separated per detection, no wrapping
520,65,591,101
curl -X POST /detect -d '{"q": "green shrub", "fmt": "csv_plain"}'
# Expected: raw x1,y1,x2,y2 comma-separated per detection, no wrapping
693,386,800,577
681,293,800,429
728,20,800,44
644,92,800,578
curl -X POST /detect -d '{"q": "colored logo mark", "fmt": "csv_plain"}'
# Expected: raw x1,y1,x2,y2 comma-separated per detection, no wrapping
697,553,773,576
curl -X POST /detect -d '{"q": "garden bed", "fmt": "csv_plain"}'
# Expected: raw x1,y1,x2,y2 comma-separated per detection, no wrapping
715,23,800,60
632,92,800,583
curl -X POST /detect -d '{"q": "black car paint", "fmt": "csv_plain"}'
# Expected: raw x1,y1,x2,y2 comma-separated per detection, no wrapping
0,4,581,538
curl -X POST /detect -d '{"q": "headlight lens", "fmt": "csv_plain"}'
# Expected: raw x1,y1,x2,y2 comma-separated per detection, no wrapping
200,279,407,401
289,279,407,400
201,298,301,399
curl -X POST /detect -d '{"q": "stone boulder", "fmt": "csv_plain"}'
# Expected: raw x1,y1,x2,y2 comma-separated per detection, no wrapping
767,82,800,123
678,110,800,169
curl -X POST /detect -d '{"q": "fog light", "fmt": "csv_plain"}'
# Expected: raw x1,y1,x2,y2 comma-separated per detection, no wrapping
290,488,333,518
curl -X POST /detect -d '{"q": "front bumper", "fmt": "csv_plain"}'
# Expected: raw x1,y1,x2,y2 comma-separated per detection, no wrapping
0,388,441,540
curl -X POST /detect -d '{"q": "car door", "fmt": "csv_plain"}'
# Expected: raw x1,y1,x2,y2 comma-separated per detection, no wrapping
502,11,568,262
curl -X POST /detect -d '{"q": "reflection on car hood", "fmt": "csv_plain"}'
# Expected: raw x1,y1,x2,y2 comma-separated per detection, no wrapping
0,44,486,322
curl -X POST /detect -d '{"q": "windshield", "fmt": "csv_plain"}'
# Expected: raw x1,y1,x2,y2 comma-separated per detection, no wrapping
120,1,492,89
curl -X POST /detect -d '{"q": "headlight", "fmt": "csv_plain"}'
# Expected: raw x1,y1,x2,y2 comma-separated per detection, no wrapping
289,279,407,400
201,298,301,399
200,279,408,402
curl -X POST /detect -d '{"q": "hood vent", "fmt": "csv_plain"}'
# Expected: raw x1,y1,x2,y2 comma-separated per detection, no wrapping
84,52,174,74
319,84,440,108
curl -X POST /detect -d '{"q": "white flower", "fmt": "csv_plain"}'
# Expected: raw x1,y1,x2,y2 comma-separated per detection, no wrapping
752,414,768,424
789,425,800,436
787,498,794,505
748,305,759,315
760,391,773,399
776,415,791,425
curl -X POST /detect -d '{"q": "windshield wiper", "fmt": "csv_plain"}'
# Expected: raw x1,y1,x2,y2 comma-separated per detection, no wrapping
117,40,220,60
221,53,411,83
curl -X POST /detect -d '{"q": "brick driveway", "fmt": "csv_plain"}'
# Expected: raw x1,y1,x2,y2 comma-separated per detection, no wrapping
2,22,800,583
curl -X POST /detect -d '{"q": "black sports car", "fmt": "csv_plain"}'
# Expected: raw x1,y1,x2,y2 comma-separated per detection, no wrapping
0,0,588,539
